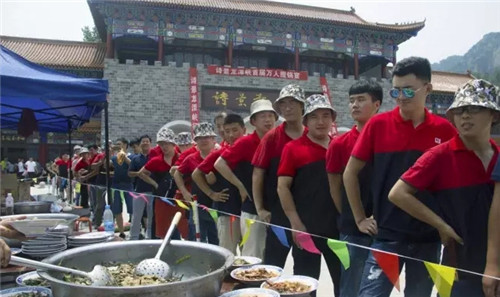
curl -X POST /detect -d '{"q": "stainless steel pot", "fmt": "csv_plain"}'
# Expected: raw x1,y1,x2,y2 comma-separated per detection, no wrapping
39,240,234,297
14,201,52,214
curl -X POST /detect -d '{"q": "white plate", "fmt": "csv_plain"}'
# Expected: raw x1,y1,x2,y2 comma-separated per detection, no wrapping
11,248,22,255
0,286,52,297
261,275,319,296
220,288,280,297
9,219,66,237
231,265,283,286
23,244,67,253
16,271,50,287
68,232,111,241
23,247,66,255
23,238,67,245
231,256,262,268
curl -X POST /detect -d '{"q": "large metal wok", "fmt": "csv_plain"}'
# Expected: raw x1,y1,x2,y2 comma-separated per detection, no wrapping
39,240,234,297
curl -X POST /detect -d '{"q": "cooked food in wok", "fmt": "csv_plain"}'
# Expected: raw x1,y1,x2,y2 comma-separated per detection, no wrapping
233,258,251,266
263,280,311,293
63,262,182,286
234,267,280,281
22,277,50,287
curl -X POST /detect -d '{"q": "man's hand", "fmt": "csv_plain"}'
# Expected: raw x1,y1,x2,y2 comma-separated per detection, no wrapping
0,239,11,267
257,208,271,224
181,190,193,202
0,216,28,241
291,221,307,249
238,186,249,203
209,189,229,202
437,223,463,247
169,166,178,176
483,265,500,297
357,217,378,236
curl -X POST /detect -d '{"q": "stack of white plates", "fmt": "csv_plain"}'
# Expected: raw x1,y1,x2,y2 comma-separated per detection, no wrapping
22,234,67,259
67,232,113,247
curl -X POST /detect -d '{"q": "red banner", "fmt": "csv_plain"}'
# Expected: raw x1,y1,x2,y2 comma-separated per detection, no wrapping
320,76,338,137
189,68,200,131
207,65,308,80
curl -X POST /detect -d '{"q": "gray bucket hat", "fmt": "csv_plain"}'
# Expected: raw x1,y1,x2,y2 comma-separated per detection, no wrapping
156,127,176,144
273,84,306,114
193,122,217,140
250,99,278,120
79,147,89,155
303,94,337,121
175,132,193,145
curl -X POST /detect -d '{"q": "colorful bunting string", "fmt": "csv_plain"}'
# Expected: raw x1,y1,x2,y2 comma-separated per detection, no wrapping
271,225,289,248
159,197,175,206
424,261,456,297
240,219,255,247
119,190,125,202
175,199,189,210
327,239,350,270
372,250,401,291
295,232,321,254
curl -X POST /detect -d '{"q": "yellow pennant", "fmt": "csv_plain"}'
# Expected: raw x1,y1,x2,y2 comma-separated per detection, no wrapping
424,261,456,297
239,219,255,247
175,199,190,210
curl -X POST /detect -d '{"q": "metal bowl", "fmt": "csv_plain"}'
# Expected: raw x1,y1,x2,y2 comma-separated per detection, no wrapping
14,201,52,214
39,240,234,297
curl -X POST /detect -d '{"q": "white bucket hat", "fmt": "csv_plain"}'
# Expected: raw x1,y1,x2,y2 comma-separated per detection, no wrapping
193,122,217,140
79,147,89,155
175,132,193,145
156,127,176,144
250,99,278,120
303,94,337,121
273,84,306,114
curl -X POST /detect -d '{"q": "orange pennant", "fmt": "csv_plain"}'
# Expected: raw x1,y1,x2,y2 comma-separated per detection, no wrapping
371,250,400,291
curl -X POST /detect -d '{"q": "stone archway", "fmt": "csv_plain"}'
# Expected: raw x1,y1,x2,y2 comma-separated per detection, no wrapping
163,120,191,134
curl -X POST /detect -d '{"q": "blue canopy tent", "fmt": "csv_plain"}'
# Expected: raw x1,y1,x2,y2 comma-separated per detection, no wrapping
0,45,111,203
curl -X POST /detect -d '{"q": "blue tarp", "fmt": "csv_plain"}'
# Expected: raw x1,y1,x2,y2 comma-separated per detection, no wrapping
0,45,108,133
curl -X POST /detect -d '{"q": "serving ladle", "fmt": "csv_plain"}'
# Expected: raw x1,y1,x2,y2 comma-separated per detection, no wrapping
10,255,113,286
135,211,182,278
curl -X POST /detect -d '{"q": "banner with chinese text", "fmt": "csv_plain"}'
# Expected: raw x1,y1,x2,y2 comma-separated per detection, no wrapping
207,66,308,80
202,88,279,112
189,68,200,131
320,76,338,137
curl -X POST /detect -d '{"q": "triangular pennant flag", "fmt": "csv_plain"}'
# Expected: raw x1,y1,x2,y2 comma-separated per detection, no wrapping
271,225,289,248
295,232,321,254
175,199,190,210
208,209,218,222
139,194,149,204
327,239,350,270
424,261,456,297
120,190,125,202
371,250,400,291
240,219,255,247
159,197,175,206
229,216,236,241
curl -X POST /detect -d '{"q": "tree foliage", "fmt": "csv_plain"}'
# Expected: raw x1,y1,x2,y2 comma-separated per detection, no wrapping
81,26,101,43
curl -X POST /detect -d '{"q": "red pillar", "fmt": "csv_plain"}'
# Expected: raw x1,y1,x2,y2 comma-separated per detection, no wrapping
227,40,233,66
157,36,164,62
354,53,359,80
37,143,47,166
343,58,349,78
106,32,114,59
295,47,300,71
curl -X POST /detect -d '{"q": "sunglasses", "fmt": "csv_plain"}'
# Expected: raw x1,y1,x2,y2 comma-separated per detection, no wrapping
389,85,427,99
450,105,487,115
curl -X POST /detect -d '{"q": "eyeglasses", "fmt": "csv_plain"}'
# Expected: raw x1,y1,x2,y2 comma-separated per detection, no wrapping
450,105,487,115
389,85,427,99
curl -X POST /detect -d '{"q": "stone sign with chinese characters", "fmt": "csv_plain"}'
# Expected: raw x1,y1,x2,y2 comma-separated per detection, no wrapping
207,66,308,80
112,20,159,40
201,88,280,112
165,24,228,44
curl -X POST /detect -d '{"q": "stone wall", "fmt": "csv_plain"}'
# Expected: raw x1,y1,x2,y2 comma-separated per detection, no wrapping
103,58,396,143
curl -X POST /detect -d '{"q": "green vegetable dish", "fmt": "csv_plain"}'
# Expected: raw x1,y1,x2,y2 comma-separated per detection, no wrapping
11,292,50,297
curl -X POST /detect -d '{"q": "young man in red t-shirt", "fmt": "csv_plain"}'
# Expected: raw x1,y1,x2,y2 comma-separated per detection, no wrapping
192,114,246,254
389,79,500,297
54,154,71,200
252,84,306,267
278,94,340,296
326,80,382,296
343,57,457,296
173,122,218,243
215,99,278,258
74,147,92,208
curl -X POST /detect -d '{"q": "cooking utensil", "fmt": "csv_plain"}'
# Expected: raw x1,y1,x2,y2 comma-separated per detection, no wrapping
10,256,113,286
135,212,181,278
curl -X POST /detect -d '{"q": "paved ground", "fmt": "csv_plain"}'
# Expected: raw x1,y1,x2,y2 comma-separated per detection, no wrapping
31,184,438,296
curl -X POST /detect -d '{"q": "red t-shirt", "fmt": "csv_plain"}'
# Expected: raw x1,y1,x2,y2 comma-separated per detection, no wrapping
326,126,359,174
150,145,163,159
222,131,260,170
197,148,226,174
175,145,198,166
177,151,204,177
145,154,179,173
74,159,89,172
55,159,71,168
252,123,294,169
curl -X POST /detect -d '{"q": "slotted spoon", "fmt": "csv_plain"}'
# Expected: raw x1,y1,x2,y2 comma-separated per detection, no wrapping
10,255,113,286
135,211,182,278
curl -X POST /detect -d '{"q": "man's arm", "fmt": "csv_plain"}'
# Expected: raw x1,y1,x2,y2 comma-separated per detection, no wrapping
128,159,141,178
343,157,377,235
214,157,248,202
483,181,500,297
328,173,343,213
277,176,305,247
173,170,192,202
388,179,463,245
192,168,228,202
137,167,158,190
252,167,270,223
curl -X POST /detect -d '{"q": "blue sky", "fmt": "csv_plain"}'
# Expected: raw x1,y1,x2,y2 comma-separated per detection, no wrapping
1,0,500,64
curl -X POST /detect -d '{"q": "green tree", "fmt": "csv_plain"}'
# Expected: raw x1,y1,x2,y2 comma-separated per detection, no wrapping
81,26,101,43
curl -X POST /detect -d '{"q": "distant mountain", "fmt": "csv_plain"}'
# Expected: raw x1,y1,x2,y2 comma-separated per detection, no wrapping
432,32,500,83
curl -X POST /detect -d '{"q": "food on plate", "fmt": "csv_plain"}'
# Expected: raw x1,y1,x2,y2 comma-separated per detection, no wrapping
263,280,311,293
232,258,251,266
234,268,279,281
10,292,50,297
63,262,182,286
22,277,49,287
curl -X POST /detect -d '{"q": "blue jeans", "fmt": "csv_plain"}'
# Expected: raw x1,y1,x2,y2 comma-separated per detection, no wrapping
189,209,218,245
340,233,372,297
358,240,440,297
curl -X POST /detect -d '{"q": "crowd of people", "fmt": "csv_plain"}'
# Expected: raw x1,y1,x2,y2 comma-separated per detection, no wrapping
1,56,499,297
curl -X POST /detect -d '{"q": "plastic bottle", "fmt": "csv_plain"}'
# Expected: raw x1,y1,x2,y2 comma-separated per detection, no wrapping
103,205,115,236
5,193,14,215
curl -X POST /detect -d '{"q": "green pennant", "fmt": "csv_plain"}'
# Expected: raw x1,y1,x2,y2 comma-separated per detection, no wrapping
327,238,350,270
208,209,218,222
120,190,125,202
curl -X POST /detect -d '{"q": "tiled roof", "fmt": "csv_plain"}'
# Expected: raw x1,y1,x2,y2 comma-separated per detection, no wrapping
0,35,105,70
431,71,474,94
94,0,424,33
77,120,101,133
